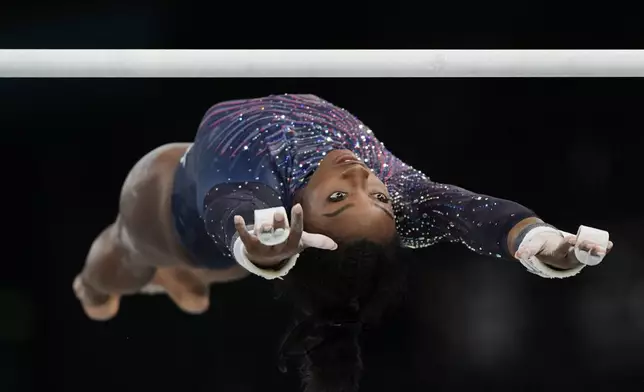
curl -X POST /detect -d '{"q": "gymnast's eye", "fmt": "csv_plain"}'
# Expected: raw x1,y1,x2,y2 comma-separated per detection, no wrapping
328,191,348,202
373,192,390,203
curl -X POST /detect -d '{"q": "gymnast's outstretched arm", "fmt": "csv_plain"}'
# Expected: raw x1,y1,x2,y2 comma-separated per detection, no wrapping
387,167,611,275
390,170,534,258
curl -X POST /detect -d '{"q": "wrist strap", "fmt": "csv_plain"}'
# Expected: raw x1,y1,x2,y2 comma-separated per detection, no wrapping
511,222,557,255
519,255,586,279
232,236,299,280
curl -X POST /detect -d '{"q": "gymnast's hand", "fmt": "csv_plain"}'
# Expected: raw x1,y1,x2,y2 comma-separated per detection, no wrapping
234,203,338,268
515,230,613,270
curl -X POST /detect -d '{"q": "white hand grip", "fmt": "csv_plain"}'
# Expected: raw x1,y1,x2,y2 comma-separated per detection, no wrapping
254,206,291,246
574,225,610,266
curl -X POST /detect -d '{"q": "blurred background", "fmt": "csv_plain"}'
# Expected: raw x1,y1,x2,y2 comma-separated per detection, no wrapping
2,4,644,392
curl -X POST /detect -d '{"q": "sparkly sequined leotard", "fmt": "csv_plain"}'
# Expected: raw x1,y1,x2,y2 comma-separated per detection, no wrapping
171,94,536,269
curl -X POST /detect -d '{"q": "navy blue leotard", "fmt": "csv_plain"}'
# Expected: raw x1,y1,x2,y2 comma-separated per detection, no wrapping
171,94,536,269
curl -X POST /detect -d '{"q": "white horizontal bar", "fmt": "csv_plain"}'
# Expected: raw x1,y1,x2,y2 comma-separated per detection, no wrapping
1,50,644,77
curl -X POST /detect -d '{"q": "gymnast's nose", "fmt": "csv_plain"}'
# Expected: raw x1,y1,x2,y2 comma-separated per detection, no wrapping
341,164,370,187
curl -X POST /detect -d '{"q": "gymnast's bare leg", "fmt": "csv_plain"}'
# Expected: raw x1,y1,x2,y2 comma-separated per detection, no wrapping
73,143,249,321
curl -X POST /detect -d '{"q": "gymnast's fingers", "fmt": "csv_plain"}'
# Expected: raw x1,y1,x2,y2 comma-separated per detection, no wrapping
577,240,607,257
234,215,260,250
273,210,288,231
285,204,304,250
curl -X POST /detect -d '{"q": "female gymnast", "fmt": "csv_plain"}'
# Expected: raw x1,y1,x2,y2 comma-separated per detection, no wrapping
73,94,612,392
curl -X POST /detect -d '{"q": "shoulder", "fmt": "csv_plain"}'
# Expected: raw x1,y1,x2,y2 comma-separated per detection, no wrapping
202,182,285,218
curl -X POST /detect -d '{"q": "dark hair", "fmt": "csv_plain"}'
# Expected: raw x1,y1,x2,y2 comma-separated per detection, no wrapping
275,237,407,392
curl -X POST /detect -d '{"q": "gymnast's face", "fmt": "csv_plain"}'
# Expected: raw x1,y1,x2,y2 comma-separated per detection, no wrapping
298,149,396,243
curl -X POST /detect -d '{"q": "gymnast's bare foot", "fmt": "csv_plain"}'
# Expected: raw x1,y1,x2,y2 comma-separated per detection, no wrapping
140,265,249,314
73,276,120,321
149,266,211,314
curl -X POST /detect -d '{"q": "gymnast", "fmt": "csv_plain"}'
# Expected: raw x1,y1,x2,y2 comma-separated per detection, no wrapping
73,94,612,392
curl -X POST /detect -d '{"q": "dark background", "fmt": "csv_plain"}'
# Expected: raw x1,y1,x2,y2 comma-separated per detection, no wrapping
2,4,644,392
1,3,644,49
3,78,642,392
